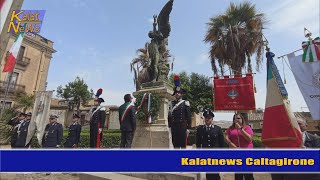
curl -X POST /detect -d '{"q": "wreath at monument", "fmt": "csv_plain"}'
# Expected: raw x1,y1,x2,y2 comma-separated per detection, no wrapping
134,92,161,124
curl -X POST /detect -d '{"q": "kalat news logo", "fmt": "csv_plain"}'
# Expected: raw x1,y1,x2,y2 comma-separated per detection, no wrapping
7,10,45,34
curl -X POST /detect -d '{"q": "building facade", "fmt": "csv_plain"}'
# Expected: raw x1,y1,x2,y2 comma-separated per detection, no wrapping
0,0,24,64
0,33,56,109
248,113,264,130
248,111,319,134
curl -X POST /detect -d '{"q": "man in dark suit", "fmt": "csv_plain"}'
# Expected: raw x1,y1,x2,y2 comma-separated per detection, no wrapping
297,118,320,148
42,115,63,148
89,98,106,148
7,112,27,148
15,112,32,148
168,75,192,149
196,108,225,180
294,118,320,180
119,94,136,148
272,118,320,180
64,114,82,148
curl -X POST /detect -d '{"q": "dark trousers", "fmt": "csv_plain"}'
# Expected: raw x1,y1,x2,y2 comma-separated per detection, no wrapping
235,173,254,180
90,123,102,148
120,131,134,148
206,173,220,180
171,124,187,149
272,173,320,180
271,174,288,180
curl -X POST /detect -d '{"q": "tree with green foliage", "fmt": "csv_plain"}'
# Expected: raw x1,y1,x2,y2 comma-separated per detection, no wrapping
13,91,35,113
57,77,94,115
0,108,18,144
170,72,213,114
0,91,34,144
204,1,266,76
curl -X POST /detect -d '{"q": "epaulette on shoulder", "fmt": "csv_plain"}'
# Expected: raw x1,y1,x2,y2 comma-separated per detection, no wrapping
100,107,106,111
197,125,204,129
185,100,190,106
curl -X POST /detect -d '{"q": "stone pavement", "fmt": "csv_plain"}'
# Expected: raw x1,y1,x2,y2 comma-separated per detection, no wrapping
0,173,272,180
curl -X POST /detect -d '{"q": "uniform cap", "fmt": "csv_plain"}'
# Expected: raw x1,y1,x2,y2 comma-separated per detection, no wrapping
203,108,215,118
49,115,58,119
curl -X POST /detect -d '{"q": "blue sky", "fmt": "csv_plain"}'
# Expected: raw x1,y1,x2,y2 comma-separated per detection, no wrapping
21,0,319,120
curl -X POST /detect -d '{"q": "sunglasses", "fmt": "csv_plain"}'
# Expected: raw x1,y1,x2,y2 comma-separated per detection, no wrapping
236,118,242,119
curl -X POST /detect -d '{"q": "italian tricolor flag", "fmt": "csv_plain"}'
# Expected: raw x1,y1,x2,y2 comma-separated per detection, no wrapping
302,37,320,62
2,31,25,72
262,51,302,148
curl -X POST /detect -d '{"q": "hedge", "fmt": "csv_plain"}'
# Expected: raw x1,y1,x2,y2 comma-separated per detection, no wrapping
187,130,263,148
31,129,263,148
31,132,121,148
63,129,120,136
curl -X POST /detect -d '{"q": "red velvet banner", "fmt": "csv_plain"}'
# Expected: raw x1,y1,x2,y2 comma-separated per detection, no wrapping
214,75,256,111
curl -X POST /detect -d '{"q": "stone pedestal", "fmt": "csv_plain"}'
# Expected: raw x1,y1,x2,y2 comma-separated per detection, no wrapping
132,81,174,149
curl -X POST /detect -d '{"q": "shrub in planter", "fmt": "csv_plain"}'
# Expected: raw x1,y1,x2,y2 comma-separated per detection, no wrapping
253,135,262,148
31,132,121,148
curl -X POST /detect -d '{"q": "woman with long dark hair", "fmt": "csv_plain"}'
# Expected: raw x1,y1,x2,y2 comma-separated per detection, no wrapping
225,113,254,180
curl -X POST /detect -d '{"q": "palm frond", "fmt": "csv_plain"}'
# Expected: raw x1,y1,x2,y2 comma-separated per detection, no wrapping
205,1,266,74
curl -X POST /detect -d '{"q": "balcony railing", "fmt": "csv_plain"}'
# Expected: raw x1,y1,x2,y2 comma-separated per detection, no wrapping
0,81,26,93
16,57,31,67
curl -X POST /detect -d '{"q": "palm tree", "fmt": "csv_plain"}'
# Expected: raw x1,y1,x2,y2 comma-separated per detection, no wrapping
204,2,266,76
130,42,150,90
14,91,35,113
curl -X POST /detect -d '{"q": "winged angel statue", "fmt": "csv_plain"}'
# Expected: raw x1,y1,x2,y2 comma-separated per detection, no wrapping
131,0,174,90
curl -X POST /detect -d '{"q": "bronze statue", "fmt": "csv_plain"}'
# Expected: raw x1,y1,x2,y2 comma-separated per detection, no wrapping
131,0,174,90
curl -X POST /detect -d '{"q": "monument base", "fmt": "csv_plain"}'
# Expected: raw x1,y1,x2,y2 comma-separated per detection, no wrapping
132,81,174,149
132,123,173,149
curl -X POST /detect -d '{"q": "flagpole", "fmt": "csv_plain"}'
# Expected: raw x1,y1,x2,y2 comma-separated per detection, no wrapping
0,63,17,119
0,27,26,119
0,51,10,84
277,28,313,59
277,49,302,59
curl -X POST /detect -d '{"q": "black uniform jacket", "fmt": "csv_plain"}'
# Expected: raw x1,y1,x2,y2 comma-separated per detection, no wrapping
15,120,31,147
8,118,22,147
168,100,191,128
90,106,106,128
64,122,82,147
42,122,63,147
196,125,225,148
305,132,320,148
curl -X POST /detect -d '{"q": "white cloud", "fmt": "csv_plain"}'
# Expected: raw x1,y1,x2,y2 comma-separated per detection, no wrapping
100,90,128,106
267,0,320,36
255,88,266,109
195,53,209,65
148,18,154,24
171,55,190,72
52,50,62,58
73,71,91,82
214,112,234,121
